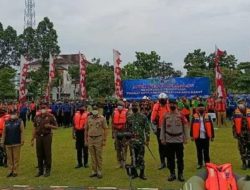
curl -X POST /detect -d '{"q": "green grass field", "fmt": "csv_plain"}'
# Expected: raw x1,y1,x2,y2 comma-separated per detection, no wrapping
0,121,249,189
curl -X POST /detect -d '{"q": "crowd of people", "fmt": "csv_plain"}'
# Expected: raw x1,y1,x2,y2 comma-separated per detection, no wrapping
0,93,249,185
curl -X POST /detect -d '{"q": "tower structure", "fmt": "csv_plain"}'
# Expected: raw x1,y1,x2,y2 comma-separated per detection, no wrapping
24,0,36,29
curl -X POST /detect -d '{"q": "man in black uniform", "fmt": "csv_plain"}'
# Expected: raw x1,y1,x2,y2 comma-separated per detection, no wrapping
72,104,89,168
31,102,58,177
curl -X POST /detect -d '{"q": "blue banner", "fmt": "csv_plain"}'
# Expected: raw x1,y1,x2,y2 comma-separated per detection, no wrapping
123,77,210,100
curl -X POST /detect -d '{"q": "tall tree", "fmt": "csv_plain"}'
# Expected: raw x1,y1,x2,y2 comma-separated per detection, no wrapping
235,62,250,93
184,49,207,76
0,67,16,99
18,27,38,59
0,24,18,67
36,17,60,64
123,51,182,79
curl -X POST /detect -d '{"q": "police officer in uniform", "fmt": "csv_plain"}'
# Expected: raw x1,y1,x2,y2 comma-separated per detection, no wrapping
31,102,58,177
73,104,89,168
126,102,150,180
233,99,250,170
160,99,189,182
85,105,108,179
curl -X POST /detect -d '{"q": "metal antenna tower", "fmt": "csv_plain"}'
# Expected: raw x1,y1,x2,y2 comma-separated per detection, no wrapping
24,0,36,29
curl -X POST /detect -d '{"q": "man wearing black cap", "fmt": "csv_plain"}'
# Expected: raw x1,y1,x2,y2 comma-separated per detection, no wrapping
72,104,89,168
190,103,214,169
31,102,58,177
160,99,189,182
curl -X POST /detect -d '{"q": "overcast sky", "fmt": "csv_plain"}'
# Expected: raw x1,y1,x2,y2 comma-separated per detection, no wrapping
1,0,250,71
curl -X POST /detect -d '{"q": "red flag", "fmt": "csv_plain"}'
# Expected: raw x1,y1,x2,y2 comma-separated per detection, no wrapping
19,56,29,103
113,49,123,99
214,48,226,98
79,53,87,99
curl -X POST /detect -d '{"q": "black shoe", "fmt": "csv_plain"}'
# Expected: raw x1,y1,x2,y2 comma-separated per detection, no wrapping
97,174,103,179
12,173,17,177
139,169,147,180
139,174,147,180
132,168,138,179
168,174,176,182
132,174,138,179
89,173,97,178
196,165,202,169
84,164,89,168
178,174,185,182
7,172,13,177
242,163,247,170
75,165,83,169
158,163,166,170
44,172,50,177
35,172,43,177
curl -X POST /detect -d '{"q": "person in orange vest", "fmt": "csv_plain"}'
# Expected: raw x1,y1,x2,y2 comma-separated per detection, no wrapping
112,101,128,168
72,104,90,168
233,98,250,170
207,95,215,113
151,92,170,170
190,103,214,169
29,101,37,122
215,96,227,128
0,108,8,167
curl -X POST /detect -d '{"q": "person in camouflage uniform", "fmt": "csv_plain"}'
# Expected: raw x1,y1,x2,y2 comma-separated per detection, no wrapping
233,99,250,170
139,96,152,120
126,102,150,180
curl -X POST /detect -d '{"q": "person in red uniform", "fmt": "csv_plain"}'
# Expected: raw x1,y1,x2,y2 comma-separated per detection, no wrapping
151,93,170,169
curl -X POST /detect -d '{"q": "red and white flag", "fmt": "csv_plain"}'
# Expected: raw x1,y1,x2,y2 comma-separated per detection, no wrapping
49,54,56,83
19,55,29,102
45,54,56,101
113,49,123,99
79,53,87,99
214,47,227,98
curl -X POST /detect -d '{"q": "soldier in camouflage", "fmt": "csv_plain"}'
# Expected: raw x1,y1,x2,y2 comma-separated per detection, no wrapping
126,102,150,180
233,99,250,170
